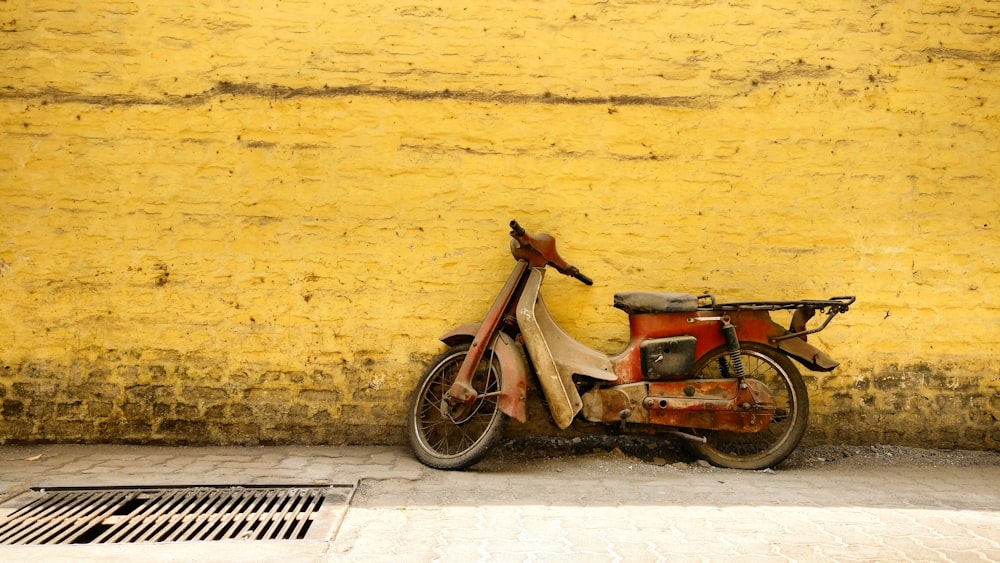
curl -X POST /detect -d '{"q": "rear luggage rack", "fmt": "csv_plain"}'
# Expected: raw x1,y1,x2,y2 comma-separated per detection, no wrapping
697,295,855,342
698,295,855,312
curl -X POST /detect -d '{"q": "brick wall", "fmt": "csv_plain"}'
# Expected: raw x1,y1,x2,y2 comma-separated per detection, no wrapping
1,1,998,448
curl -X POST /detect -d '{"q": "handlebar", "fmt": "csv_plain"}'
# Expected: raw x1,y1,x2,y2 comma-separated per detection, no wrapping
571,269,594,286
509,220,593,286
510,220,526,238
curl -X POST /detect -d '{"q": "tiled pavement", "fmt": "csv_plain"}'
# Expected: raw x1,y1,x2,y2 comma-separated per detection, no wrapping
0,444,997,562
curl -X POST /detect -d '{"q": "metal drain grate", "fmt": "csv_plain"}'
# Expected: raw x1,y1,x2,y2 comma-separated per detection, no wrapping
0,484,355,545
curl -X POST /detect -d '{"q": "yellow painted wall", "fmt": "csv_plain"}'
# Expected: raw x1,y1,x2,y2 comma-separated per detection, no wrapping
1,1,997,448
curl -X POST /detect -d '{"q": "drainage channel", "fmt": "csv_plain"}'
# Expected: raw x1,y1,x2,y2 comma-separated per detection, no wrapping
0,484,356,545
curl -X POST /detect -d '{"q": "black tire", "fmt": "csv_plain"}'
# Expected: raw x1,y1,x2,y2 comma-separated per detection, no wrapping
687,342,809,470
407,343,509,470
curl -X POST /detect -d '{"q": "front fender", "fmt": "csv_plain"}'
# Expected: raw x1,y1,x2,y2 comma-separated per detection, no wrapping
440,324,528,422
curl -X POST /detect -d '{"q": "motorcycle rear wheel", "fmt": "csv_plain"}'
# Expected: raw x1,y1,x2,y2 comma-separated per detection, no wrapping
407,343,508,470
687,342,809,470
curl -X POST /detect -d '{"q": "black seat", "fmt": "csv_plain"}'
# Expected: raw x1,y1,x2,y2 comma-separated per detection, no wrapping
613,291,699,314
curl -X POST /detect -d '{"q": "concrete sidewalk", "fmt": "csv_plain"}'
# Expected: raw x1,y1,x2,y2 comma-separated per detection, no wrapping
0,443,998,562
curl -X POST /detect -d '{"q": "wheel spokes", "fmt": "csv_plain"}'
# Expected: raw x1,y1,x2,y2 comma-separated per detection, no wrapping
696,350,795,457
416,353,502,457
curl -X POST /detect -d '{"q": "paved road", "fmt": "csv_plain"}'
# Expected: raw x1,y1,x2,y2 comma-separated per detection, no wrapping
0,444,998,562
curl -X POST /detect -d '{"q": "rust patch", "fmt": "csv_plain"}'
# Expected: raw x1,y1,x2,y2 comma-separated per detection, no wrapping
646,378,775,433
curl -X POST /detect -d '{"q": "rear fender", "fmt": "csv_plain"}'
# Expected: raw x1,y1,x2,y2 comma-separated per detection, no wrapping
732,313,841,372
775,337,840,372
440,324,528,422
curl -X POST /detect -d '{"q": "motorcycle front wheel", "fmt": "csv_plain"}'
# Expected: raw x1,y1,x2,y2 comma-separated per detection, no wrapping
688,342,809,470
407,343,508,470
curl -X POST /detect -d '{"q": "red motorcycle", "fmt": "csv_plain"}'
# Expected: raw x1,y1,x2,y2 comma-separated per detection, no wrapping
408,221,854,470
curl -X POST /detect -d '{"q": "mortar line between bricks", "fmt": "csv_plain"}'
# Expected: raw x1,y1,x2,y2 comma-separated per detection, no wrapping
0,82,715,109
